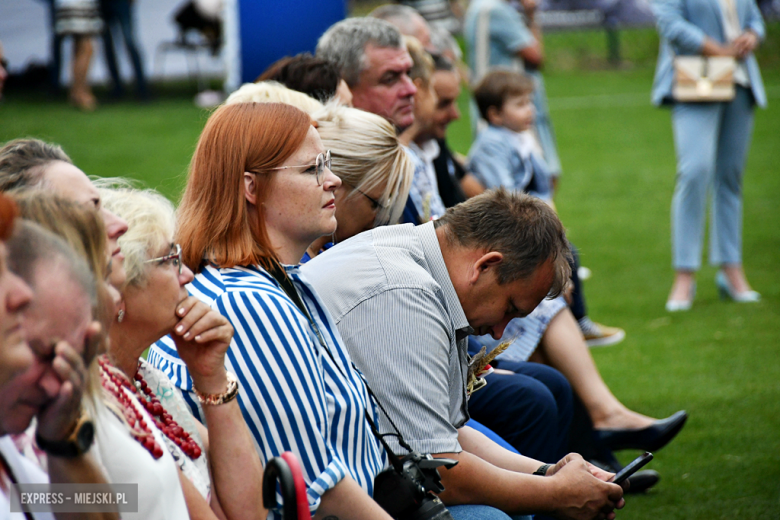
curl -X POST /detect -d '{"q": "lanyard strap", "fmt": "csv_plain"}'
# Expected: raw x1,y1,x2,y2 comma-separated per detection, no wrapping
267,265,414,463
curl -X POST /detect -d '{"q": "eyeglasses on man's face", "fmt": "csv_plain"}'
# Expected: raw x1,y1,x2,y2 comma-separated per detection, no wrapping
268,150,332,186
145,244,182,275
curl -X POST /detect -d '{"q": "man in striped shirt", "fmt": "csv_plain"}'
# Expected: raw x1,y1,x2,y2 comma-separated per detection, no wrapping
303,190,626,520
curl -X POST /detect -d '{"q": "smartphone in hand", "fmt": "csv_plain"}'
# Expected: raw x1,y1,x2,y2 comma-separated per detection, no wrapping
609,452,654,485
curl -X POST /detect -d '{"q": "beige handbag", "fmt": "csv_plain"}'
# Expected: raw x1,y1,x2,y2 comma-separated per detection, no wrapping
673,56,736,102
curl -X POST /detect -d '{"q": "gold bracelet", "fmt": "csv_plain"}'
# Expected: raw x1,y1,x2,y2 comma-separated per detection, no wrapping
194,372,239,406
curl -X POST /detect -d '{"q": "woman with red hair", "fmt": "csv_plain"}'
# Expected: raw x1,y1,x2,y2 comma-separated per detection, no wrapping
149,102,393,520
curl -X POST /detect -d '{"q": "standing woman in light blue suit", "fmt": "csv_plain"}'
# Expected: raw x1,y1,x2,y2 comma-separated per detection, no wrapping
651,0,765,311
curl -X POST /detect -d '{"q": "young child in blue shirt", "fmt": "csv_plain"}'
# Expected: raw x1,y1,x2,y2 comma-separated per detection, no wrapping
467,70,552,202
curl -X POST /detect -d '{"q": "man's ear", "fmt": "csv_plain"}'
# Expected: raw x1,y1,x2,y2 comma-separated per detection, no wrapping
243,171,257,205
486,105,502,127
469,251,504,284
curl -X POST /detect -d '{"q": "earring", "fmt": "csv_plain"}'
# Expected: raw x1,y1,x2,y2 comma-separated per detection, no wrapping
117,309,125,323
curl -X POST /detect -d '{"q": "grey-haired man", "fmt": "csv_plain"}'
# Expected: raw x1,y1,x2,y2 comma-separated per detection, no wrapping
317,17,418,131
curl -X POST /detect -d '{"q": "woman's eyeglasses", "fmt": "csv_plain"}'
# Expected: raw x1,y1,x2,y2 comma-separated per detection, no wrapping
268,150,331,186
145,244,182,275
355,188,387,211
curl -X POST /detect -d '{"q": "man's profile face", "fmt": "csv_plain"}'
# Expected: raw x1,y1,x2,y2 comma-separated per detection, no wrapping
461,258,555,340
0,242,33,387
0,262,91,435
429,69,461,140
350,44,417,130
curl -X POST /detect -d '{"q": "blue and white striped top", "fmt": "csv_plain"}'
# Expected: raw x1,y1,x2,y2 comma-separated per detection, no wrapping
147,263,387,519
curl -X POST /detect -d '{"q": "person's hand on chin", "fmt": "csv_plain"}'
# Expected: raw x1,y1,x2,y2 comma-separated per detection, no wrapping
35,322,100,442
171,296,234,394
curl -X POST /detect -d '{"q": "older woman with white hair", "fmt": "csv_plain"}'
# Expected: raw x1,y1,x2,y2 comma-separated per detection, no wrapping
97,185,266,520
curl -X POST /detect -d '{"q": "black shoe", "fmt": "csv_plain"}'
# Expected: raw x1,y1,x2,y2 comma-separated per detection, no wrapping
596,411,688,452
589,457,660,494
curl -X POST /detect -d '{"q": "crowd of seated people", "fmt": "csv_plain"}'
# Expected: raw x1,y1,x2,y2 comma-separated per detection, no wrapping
0,5,690,520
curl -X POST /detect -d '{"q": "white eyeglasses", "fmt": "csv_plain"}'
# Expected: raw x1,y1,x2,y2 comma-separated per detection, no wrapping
267,150,332,186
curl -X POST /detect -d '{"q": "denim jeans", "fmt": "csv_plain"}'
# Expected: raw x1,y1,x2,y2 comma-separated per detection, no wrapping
449,504,532,520
100,0,148,96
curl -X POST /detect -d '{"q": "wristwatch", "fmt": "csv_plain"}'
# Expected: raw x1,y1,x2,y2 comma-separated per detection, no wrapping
533,463,552,476
35,412,95,458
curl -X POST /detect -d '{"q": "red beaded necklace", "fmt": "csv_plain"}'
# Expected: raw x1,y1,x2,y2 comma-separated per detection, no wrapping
98,355,202,460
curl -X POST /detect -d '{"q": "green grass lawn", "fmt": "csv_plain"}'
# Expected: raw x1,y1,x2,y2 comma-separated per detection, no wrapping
1,26,779,520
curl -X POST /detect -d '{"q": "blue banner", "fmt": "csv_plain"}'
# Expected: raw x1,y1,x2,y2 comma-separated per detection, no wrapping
237,0,347,84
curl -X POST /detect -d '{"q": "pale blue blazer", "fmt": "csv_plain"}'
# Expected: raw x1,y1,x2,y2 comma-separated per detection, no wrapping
651,0,766,107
